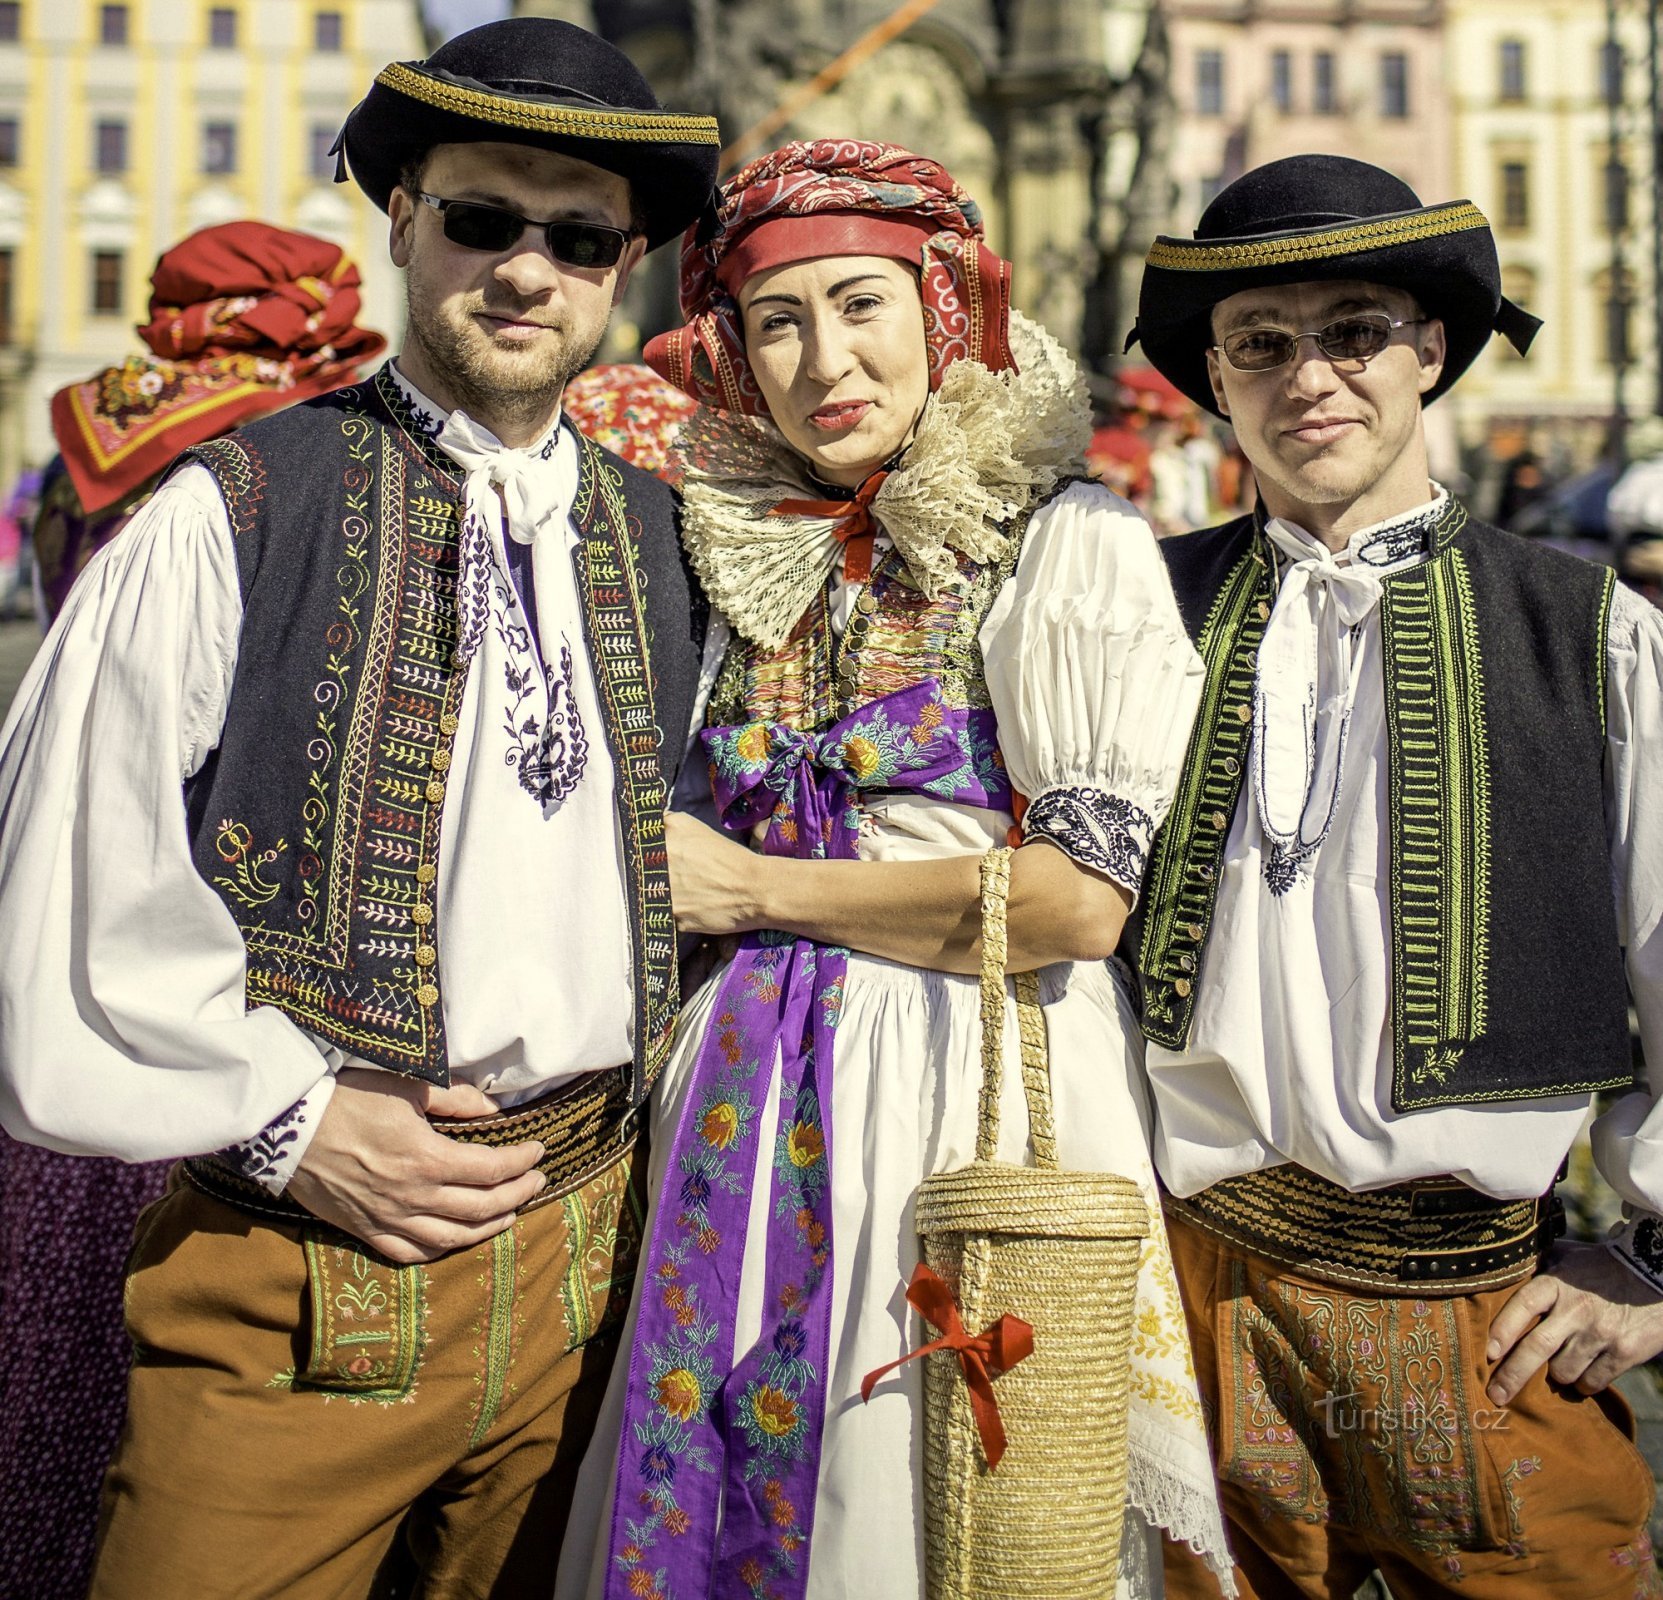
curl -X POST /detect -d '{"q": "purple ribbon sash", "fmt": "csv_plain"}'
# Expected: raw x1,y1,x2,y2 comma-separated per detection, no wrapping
606,679,1010,1600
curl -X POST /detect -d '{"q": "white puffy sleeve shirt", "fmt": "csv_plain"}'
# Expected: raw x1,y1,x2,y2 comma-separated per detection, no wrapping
0,465,339,1162
981,480,1206,891
1149,537,1663,1226
0,404,642,1180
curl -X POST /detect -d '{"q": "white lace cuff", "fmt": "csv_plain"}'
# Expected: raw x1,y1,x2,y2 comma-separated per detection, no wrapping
216,1075,336,1197
1605,1211,1663,1298
1023,784,1154,899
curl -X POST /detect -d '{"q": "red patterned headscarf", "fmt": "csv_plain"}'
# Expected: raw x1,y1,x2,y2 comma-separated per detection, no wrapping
51,221,386,512
563,363,699,485
644,140,1014,417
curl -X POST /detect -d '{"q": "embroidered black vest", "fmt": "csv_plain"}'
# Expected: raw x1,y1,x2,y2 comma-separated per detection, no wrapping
1136,498,1632,1110
180,369,703,1103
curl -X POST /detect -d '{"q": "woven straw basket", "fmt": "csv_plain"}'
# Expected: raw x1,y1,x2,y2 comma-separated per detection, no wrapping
915,847,1148,1600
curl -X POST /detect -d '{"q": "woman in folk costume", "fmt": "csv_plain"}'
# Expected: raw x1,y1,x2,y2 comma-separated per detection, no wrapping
34,220,385,620
556,141,1234,1599
0,220,383,1600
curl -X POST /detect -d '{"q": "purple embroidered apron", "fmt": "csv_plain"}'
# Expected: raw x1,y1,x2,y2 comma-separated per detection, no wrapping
606,679,1010,1600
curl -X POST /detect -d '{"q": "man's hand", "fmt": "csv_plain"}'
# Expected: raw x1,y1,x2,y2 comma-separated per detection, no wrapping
667,810,770,937
286,1068,547,1264
1485,1240,1663,1404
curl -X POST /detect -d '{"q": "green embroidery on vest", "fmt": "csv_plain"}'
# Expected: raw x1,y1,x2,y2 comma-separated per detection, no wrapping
197,383,469,1081
1381,522,1495,1103
571,434,680,1096
1595,566,1616,737
1139,535,1275,1048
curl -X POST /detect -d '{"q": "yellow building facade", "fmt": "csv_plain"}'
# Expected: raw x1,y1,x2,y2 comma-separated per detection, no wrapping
1445,0,1659,463
0,0,422,482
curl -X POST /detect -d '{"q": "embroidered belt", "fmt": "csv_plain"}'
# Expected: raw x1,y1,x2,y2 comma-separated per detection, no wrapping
1163,1162,1563,1295
184,1066,640,1227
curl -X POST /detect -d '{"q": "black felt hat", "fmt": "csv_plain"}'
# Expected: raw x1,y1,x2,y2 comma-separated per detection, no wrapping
335,19,720,251
1125,155,1541,415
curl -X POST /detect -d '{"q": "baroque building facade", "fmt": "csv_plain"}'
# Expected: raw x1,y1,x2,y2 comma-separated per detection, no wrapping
515,0,1166,383
0,0,422,485
1444,0,1659,465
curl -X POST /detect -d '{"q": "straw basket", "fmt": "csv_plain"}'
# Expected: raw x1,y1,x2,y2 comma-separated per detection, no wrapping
915,847,1148,1600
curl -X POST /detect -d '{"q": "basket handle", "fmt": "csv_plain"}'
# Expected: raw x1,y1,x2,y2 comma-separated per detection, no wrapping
976,847,1060,1170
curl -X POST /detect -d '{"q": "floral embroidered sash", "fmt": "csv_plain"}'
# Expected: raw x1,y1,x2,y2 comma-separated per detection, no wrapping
606,678,1009,1600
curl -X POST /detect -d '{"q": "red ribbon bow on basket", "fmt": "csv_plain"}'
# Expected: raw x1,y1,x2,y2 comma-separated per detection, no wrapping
859,1261,1034,1469
770,469,889,584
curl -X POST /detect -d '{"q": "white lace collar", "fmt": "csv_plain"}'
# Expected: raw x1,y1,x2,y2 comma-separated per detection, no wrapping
675,312,1092,650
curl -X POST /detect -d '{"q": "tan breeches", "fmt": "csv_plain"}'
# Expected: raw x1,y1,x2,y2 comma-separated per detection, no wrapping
90,1144,645,1600
1160,1208,1661,1600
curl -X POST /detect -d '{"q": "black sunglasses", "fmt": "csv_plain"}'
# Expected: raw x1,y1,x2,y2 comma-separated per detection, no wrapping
418,193,633,269
1217,312,1426,372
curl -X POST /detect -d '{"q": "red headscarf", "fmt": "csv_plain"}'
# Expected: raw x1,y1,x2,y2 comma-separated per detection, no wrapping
51,221,387,512
563,363,699,486
644,140,1015,417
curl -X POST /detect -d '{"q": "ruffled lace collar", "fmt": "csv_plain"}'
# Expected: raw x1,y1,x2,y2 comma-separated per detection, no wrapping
676,312,1091,649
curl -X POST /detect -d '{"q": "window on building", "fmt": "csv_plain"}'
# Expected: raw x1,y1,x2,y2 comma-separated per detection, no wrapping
1500,161,1530,230
309,122,337,181
1197,49,1224,116
1499,38,1525,102
1199,172,1226,212
1605,157,1630,232
1271,50,1293,113
91,249,124,316
202,119,237,175
1601,270,1635,367
0,249,14,345
314,9,342,51
99,3,128,46
208,6,236,48
0,4,21,43
0,117,19,168
1380,52,1409,118
94,118,127,175
1313,50,1337,113
1600,40,1624,105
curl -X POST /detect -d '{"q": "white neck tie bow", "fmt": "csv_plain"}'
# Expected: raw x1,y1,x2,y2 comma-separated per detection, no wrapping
1252,522,1385,892
437,409,590,808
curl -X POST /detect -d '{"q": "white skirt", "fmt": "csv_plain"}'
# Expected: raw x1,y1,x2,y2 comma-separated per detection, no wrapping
554,948,1216,1600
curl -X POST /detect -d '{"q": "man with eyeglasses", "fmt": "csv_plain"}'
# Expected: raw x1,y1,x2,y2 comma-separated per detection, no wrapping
0,20,719,1597
1124,155,1663,1596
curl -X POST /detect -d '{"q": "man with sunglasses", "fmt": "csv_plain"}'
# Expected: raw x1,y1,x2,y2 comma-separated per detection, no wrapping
0,20,720,1597
1124,155,1663,1596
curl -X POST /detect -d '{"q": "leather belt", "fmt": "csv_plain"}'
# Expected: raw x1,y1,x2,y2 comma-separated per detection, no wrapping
1164,1162,1564,1295
184,1065,639,1225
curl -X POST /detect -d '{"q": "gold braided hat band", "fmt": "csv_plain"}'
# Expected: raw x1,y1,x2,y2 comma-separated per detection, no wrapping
375,62,720,146
1144,200,1490,273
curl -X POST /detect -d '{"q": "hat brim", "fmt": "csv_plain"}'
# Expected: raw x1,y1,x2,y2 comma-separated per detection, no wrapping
341,65,720,252
1131,202,1509,415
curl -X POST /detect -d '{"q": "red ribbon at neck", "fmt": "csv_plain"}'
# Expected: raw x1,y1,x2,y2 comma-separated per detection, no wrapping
859,1261,1034,1469
770,469,888,584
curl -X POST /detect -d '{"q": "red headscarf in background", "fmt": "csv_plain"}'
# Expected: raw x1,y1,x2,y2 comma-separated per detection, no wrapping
644,139,1015,417
51,221,387,512
563,363,699,486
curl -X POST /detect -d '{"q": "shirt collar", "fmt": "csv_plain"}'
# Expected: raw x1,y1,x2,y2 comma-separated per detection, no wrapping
1267,484,1449,575
387,360,566,463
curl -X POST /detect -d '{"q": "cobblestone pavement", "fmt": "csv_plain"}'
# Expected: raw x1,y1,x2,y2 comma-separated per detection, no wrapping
3,612,1661,1588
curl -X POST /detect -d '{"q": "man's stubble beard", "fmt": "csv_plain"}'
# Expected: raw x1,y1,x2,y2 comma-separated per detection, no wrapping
404,268,608,435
